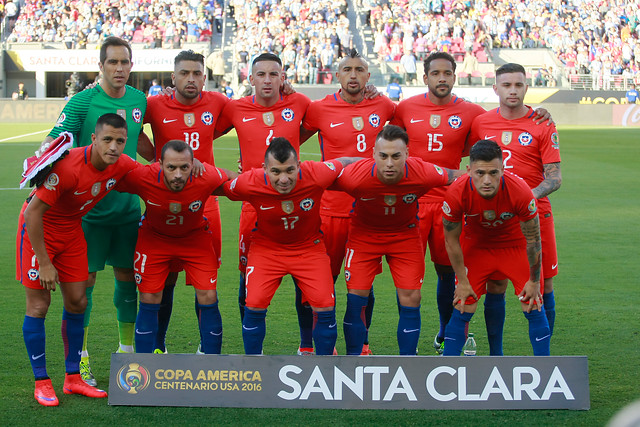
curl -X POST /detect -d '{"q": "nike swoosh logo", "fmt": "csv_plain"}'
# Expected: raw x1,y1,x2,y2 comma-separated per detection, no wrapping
360,197,375,201
403,328,420,333
242,325,258,331
74,190,87,195
536,334,551,342
124,298,136,303
163,118,177,123
410,118,424,123
210,278,217,283
329,323,337,329
551,263,558,270
484,135,496,140
242,117,256,122
466,213,480,217
444,337,456,341
146,200,161,206
32,353,45,360
343,322,353,326
260,205,274,210
330,122,344,128
136,329,153,335
210,331,222,336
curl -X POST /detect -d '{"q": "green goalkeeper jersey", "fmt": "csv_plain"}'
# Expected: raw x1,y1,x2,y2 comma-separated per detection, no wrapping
49,84,147,225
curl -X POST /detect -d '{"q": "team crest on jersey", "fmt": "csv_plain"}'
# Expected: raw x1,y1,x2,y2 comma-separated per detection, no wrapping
263,112,275,126
300,198,314,211
352,117,364,131
55,112,66,127
323,161,336,171
402,194,417,203
501,131,512,146
201,111,214,125
44,173,59,190
240,256,247,266
442,201,451,215
344,269,351,282
384,195,396,206
281,200,294,214
184,113,195,127
281,108,294,122
132,108,142,123
551,132,560,149
28,268,39,281
91,182,101,197
134,273,142,285
116,109,126,119
500,212,515,220
518,132,533,146
528,198,537,213
448,115,462,129
106,178,116,191
430,114,441,128
189,200,203,212
368,114,381,128
483,210,496,221
169,202,182,213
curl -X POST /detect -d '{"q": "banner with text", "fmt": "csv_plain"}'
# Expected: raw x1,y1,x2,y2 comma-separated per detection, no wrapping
109,354,589,410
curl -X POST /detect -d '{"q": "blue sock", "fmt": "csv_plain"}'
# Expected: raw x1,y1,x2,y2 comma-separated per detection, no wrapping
242,308,267,354
544,291,556,335
313,310,337,355
364,287,375,345
484,292,506,356
294,280,314,349
524,309,551,356
397,305,421,355
436,272,456,339
23,316,48,379
61,309,84,373
135,302,160,353
238,273,246,321
343,293,368,355
198,302,222,354
443,310,474,355
155,284,175,352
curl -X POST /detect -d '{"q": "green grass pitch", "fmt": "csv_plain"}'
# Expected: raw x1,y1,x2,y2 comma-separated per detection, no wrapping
0,123,638,425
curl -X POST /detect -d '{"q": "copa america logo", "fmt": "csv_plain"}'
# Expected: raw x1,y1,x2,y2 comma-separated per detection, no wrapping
117,363,151,394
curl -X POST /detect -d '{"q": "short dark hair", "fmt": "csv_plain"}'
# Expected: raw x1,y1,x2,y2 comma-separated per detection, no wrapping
252,53,282,68
339,48,368,69
469,139,503,163
376,125,409,146
95,113,127,133
496,63,526,78
174,49,204,67
161,139,194,161
100,37,132,64
424,51,456,74
264,137,297,163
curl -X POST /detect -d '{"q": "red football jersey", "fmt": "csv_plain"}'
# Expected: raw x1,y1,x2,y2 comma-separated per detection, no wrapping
390,93,486,202
32,146,137,235
222,160,343,248
145,91,229,165
116,162,228,237
333,157,449,232
443,171,538,248
216,92,311,171
304,92,396,217
469,107,561,213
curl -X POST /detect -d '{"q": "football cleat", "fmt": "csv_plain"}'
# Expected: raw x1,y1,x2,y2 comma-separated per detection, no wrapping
196,344,204,355
63,373,107,398
297,347,314,356
79,360,97,386
361,344,372,355
34,378,59,407
433,335,445,355
153,348,167,354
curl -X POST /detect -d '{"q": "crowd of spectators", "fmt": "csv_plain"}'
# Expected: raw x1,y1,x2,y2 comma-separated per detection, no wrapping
5,0,220,48
5,0,640,89
365,0,640,88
